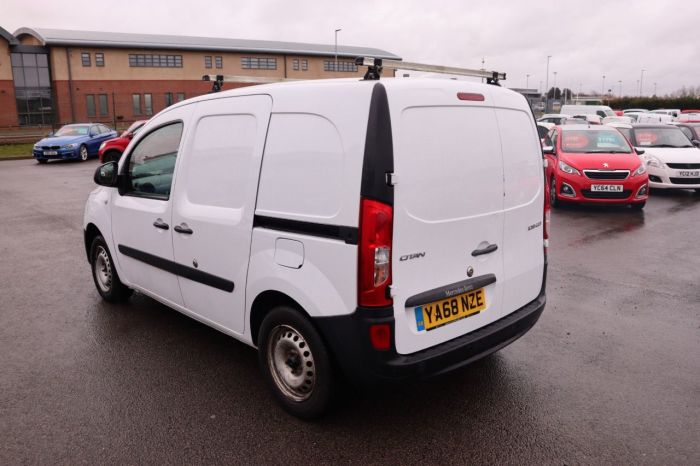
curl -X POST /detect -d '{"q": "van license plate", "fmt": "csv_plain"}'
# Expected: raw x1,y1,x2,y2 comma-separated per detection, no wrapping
678,170,700,177
591,184,623,192
414,288,486,331
44,150,58,156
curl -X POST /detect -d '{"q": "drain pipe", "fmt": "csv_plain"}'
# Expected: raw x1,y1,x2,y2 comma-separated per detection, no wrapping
65,47,75,123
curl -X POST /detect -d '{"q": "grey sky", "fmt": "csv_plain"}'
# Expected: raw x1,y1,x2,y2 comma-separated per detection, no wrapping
4,0,699,96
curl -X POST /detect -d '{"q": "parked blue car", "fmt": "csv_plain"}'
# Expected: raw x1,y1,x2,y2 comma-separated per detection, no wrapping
33,124,118,163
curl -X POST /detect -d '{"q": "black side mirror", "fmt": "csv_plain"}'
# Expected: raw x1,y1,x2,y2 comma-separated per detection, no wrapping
636,148,645,155
542,146,556,155
94,162,119,187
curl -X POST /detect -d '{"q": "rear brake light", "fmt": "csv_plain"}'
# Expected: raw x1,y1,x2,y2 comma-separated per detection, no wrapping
358,198,393,307
457,92,485,101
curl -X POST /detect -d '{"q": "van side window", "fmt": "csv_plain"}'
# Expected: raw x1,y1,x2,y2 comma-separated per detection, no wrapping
126,122,183,199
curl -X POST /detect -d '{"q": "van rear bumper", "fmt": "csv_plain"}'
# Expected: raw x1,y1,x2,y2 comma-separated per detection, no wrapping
315,272,546,386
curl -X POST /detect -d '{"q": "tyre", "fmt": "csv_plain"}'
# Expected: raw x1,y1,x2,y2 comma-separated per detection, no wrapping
258,306,335,419
549,177,560,208
79,144,89,162
37,159,47,164
631,201,646,210
90,235,132,302
103,150,121,163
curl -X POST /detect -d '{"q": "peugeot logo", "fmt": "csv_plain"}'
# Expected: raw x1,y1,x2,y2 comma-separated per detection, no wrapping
603,162,609,168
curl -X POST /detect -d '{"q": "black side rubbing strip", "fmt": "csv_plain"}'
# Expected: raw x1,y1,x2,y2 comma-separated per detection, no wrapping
253,215,358,245
404,274,497,308
118,245,234,293
361,82,394,205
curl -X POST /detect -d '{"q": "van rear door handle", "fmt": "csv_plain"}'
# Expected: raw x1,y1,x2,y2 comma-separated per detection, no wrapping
153,219,169,230
174,224,194,235
471,243,498,256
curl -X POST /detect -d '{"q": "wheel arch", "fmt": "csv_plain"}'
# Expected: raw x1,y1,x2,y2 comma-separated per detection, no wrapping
84,223,102,262
249,290,308,347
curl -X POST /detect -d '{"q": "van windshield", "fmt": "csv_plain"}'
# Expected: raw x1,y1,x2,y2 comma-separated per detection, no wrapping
561,130,633,153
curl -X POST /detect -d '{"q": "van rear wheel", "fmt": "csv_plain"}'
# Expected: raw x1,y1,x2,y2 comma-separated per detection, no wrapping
258,306,334,419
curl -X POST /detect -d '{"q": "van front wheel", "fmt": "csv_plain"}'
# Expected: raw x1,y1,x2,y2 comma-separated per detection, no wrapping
90,235,132,302
258,306,334,419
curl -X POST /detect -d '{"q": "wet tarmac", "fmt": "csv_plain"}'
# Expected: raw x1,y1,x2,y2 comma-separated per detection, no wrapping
1,159,698,464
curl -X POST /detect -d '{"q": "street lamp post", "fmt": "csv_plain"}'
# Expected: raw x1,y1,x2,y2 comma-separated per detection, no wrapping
639,69,646,96
553,71,558,103
334,28,342,72
602,75,606,97
618,80,622,98
545,55,551,111
654,82,658,96
526,74,530,89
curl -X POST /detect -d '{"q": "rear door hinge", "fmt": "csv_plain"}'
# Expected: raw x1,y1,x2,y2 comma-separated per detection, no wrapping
386,172,398,186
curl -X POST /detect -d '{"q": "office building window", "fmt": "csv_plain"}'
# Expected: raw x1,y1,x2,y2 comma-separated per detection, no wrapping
81,53,91,67
324,60,358,72
241,57,277,70
132,94,141,115
176,93,185,102
99,94,108,116
86,95,96,117
165,92,173,107
301,59,308,71
11,52,53,125
204,56,212,68
143,94,153,116
215,56,223,69
95,53,104,67
128,54,183,68
292,59,299,71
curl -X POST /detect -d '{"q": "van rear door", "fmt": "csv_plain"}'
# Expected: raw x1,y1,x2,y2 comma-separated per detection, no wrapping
388,83,506,355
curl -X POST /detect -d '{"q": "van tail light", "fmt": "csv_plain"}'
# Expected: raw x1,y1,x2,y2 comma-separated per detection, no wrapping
358,198,393,307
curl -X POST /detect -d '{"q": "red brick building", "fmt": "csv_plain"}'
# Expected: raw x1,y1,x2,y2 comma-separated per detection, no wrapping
0,27,399,129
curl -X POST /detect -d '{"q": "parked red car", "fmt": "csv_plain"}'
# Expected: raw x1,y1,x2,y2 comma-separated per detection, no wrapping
543,125,649,209
98,120,148,163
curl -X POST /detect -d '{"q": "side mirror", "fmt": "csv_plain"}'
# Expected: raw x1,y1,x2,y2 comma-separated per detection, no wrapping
94,161,119,187
692,139,700,147
635,148,645,155
542,146,555,155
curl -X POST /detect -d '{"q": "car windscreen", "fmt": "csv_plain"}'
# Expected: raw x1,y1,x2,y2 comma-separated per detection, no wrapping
55,125,89,136
561,130,633,153
632,127,694,148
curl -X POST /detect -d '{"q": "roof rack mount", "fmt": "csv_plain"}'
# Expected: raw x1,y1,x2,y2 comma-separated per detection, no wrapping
355,57,506,85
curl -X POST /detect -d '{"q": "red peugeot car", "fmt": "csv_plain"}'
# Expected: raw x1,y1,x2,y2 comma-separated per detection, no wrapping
98,120,148,163
543,125,649,209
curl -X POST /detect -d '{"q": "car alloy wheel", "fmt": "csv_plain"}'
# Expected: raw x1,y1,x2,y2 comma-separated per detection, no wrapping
550,177,559,208
80,145,89,161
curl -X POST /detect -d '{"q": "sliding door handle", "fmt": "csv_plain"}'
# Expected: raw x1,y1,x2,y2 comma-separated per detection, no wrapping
471,243,498,256
174,224,194,235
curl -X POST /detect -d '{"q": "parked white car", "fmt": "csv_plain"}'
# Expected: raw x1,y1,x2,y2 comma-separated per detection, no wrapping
626,112,673,124
651,109,681,118
560,104,616,119
603,116,633,125
538,113,571,125
84,77,548,418
623,108,649,114
628,124,700,191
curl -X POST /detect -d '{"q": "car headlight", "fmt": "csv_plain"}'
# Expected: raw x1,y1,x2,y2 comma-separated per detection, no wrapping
632,164,646,176
33,144,40,150
61,143,78,149
645,155,662,168
558,160,581,175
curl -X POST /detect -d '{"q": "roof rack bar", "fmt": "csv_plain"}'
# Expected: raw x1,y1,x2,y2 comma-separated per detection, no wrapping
202,74,301,92
355,57,506,84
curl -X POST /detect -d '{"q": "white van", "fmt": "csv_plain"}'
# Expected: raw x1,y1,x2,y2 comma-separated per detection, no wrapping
84,76,548,418
560,104,615,119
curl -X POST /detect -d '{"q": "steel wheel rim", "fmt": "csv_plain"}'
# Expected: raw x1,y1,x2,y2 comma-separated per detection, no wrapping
94,246,112,293
80,146,88,161
267,324,316,402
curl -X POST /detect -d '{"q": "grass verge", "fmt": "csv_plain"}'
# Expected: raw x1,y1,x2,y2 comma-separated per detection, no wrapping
0,143,35,159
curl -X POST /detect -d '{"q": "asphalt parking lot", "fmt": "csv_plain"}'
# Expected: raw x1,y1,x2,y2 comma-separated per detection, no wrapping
1,158,698,465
